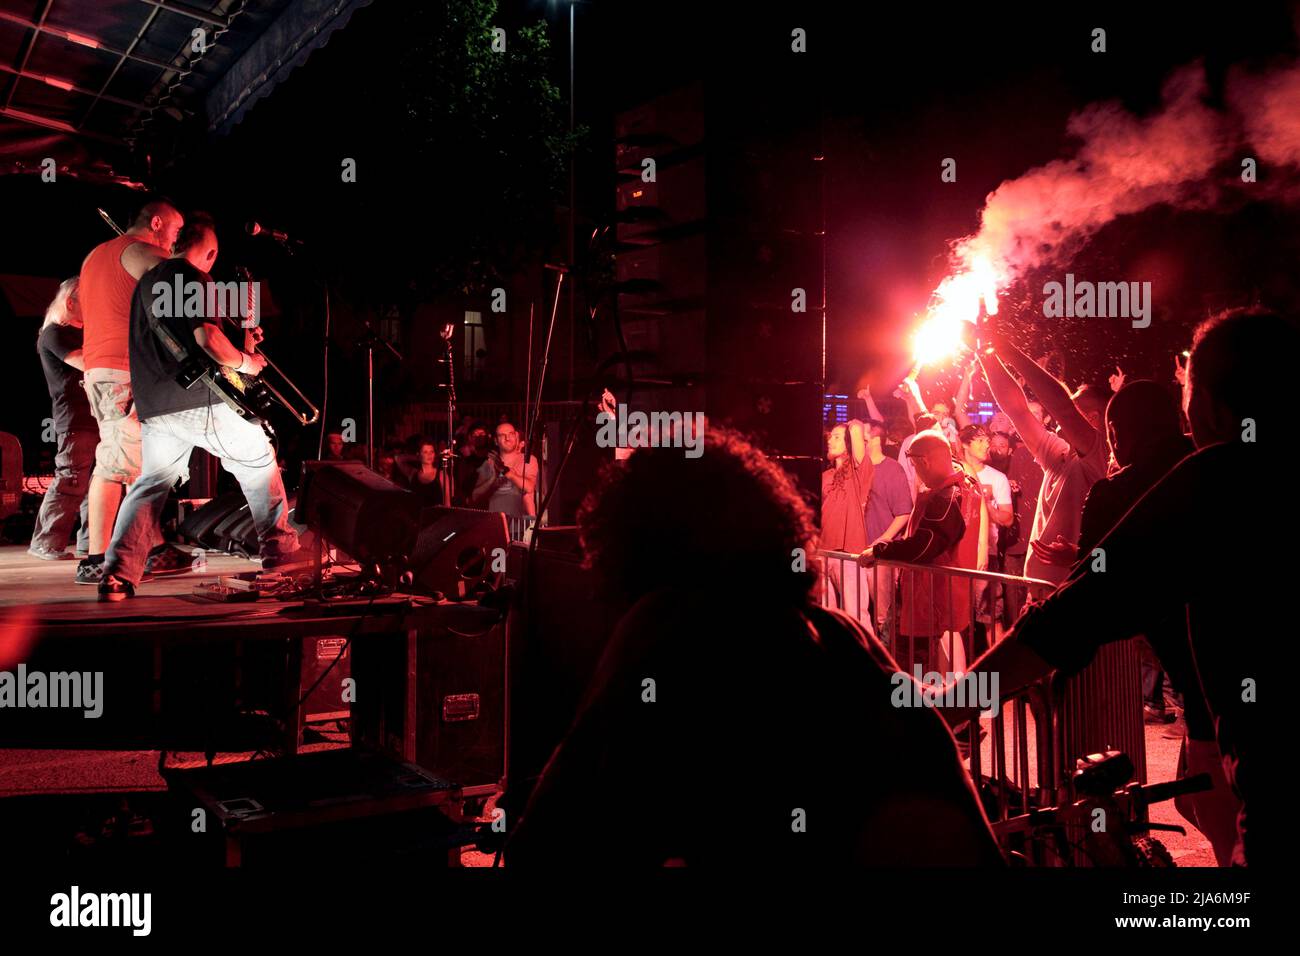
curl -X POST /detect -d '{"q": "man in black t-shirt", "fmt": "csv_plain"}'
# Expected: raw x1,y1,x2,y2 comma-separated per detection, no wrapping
99,218,300,600
29,278,95,560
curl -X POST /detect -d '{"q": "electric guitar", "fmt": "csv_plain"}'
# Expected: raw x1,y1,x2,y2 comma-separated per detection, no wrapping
150,266,277,436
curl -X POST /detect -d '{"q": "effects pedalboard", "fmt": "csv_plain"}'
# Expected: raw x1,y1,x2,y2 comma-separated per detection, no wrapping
192,571,296,602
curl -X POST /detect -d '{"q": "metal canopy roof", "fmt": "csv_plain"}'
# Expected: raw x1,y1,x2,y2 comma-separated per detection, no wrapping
0,0,371,181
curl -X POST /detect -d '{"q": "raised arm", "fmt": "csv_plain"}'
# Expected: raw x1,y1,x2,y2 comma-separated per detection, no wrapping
953,359,977,429
993,336,1098,458
893,363,926,423
858,386,885,425
973,346,1050,456
846,419,869,466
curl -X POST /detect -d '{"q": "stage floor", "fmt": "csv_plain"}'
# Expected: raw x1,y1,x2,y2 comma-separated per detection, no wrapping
0,544,466,643
0,544,275,614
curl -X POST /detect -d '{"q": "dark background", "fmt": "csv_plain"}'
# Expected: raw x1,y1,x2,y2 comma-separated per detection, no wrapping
4,0,1299,467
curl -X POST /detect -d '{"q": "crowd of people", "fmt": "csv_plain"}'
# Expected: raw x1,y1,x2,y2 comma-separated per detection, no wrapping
513,306,1286,868
811,310,1289,867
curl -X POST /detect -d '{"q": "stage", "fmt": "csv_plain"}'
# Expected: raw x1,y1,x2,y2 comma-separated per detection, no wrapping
0,544,506,867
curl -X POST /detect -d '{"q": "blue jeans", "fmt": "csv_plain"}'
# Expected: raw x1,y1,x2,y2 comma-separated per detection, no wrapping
105,403,298,584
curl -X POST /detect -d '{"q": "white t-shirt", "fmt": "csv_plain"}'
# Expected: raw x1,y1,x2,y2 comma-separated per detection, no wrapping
1024,429,1107,585
974,463,1012,545
897,432,921,503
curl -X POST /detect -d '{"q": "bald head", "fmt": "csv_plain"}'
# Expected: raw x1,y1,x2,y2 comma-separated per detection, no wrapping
129,199,183,253
907,431,956,487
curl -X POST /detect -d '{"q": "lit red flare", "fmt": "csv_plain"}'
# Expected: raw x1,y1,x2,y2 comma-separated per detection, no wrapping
911,255,1000,366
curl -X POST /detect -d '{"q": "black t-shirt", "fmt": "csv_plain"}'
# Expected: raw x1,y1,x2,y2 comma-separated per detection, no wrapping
129,259,220,421
1076,436,1211,741
1015,441,1281,866
37,323,95,434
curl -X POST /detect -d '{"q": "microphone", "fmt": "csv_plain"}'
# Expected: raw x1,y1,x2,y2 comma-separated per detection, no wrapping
543,262,570,274
246,221,295,243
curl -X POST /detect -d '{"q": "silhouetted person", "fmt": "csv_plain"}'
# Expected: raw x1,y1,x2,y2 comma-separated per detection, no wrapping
956,308,1295,867
1069,379,1238,864
510,428,1003,866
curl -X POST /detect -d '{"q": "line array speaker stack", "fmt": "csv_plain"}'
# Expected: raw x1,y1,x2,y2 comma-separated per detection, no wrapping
611,47,826,502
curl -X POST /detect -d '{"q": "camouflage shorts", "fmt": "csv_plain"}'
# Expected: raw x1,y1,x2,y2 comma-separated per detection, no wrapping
85,367,141,483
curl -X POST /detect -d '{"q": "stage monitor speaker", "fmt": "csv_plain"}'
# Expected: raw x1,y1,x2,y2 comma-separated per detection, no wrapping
179,489,257,556
298,462,418,564
410,506,509,600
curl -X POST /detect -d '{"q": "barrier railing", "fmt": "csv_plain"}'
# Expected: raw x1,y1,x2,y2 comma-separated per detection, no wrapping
506,514,537,543
817,549,1145,862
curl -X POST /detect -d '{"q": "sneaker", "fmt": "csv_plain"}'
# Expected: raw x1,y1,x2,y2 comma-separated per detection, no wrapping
75,558,105,586
145,543,199,578
98,574,135,602
27,545,75,561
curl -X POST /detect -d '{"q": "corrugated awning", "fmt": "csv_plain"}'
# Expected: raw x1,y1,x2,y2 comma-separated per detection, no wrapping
0,0,372,181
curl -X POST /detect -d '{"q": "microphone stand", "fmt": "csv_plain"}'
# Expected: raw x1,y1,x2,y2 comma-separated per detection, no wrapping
439,327,457,506
357,322,403,469
523,268,566,521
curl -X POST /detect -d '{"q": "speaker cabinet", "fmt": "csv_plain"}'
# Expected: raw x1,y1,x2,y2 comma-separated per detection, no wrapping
349,605,506,796
501,533,623,829
298,462,418,564
409,506,510,600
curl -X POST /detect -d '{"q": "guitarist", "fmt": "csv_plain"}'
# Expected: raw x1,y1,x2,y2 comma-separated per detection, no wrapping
99,216,301,600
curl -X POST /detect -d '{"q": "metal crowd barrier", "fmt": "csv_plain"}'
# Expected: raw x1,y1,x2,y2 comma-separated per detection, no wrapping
817,549,1145,862
506,514,537,543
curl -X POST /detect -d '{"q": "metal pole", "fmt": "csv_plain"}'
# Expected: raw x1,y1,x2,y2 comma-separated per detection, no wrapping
367,343,374,468
566,1,575,401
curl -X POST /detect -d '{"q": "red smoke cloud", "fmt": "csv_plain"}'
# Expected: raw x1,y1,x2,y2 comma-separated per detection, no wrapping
945,59,1300,292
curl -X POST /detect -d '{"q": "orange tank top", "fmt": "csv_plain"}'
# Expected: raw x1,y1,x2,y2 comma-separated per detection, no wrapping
80,233,150,372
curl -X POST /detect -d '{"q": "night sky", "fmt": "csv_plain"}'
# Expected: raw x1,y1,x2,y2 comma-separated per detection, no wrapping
4,1,1299,428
